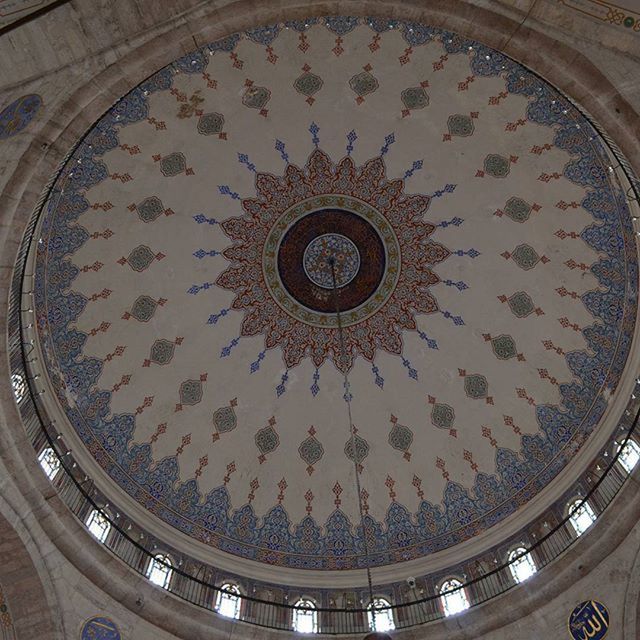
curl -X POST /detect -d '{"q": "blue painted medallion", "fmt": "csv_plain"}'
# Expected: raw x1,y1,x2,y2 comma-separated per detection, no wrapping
81,617,120,640
569,601,609,640
0,94,42,139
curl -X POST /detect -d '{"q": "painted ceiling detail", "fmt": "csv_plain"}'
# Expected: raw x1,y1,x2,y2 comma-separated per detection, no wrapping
0,93,41,139
559,0,640,32
32,18,637,573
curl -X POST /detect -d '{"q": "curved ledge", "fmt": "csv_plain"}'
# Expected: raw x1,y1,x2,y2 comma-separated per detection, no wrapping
1,1,640,639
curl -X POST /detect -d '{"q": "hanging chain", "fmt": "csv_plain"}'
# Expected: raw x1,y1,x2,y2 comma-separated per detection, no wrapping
328,257,376,615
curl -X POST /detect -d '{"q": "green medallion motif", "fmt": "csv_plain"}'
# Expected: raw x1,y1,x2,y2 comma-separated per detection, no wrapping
401,87,429,110
431,403,455,429
299,436,324,466
255,425,279,455
179,380,203,405
504,197,532,223
491,335,517,360
130,295,157,322
137,196,164,222
160,152,186,177
242,86,271,110
294,72,323,97
511,244,540,270
508,291,535,318
464,374,488,399
484,154,510,178
197,112,224,135
127,245,156,272
389,423,414,452
213,405,237,434
447,114,474,136
344,434,369,464
149,339,175,365
350,72,379,97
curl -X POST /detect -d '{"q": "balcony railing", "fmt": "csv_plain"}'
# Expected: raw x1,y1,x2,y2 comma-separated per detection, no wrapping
6,54,640,634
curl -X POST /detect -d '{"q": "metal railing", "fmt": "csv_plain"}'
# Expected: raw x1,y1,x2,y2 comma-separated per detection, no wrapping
5,30,640,634
7,287,640,633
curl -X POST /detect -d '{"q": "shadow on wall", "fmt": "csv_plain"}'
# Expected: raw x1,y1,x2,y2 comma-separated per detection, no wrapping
0,510,59,639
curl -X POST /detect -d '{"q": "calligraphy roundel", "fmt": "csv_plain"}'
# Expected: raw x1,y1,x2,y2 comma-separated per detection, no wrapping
568,601,610,640
80,617,121,640
0,94,42,139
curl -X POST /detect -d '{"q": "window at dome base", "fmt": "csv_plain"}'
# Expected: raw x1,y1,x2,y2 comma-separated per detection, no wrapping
292,599,318,633
617,439,640,473
37,447,60,480
146,554,173,589
11,372,26,403
508,547,537,583
568,499,596,536
215,583,241,619
14,13,640,629
367,598,395,632
439,579,469,616
85,509,111,543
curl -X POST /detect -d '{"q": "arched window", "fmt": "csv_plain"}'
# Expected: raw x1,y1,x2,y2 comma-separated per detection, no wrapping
367,597,395,632
215,583,241,619
439,578,469,616
508,547,537,583
37,447,60,480
568,498,596,536
292,598,318,634
146,554,173,589
617,439,640,473
85,509,111,543
11,372,26,403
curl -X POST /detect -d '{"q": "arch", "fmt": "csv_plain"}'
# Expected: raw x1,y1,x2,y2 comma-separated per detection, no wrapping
10,372,26,404
292,598,318,634
567,498,597,537
367,597,395,632
215,583,241,619
618,439,640,473
37,446,60,481
438,578,469,616
85,509,111,543
145,554,173,589
507,546,537,584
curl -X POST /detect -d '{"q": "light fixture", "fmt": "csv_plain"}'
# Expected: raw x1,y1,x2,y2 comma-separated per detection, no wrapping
328,259,392,640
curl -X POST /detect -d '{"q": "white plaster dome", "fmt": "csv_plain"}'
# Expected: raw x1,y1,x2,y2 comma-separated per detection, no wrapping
25,16,639,588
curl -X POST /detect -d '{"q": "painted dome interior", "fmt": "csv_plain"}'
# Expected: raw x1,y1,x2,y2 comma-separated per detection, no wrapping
27,16,638,588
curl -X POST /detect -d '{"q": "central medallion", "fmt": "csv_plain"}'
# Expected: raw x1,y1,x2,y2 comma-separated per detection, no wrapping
217,149,450,370
277,207,387,314
303,232,360,289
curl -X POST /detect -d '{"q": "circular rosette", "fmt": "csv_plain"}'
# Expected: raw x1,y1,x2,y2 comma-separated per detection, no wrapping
217,149,450,371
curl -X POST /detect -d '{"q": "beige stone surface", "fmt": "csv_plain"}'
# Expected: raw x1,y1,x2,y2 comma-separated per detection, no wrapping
1,0,640,638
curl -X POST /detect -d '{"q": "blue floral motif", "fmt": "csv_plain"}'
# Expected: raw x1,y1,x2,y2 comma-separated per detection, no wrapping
81,617,120,640
324,16,359,35
401,22,437,47
0,94,42,139
31,19,639,572
246,25,281,46
365,17,397,33
284,18,319,32
174,50,209,74
257,505,292,551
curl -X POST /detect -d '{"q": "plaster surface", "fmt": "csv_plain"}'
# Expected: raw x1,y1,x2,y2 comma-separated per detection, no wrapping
1,0,640,638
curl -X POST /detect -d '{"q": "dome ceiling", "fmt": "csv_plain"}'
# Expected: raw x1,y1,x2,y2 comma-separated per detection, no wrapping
30,17,637,581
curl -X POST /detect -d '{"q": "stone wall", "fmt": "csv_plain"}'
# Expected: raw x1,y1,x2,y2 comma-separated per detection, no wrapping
1,1,639,638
